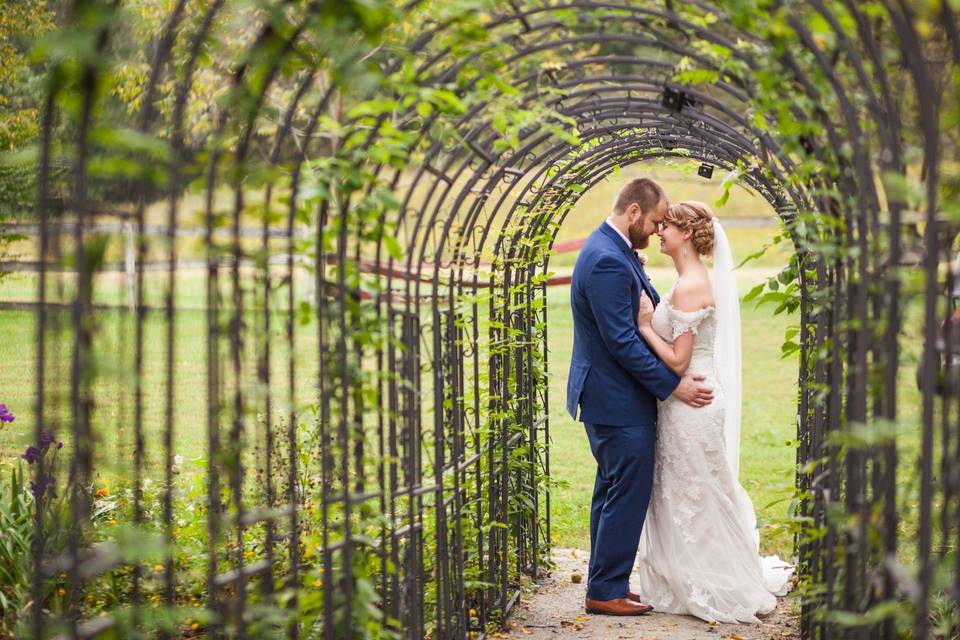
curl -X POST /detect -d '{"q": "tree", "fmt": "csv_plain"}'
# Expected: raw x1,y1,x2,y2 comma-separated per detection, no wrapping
0,0,55,221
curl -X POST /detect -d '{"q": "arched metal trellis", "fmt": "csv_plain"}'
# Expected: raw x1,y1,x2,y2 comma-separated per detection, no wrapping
9,0,960,638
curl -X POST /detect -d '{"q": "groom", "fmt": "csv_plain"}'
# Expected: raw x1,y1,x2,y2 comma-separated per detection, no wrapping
567,178,714,616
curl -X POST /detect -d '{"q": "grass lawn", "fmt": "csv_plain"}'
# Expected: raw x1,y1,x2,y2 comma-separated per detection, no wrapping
0,265,800,560
0,297,321,477
0,162,930,567
0,162,801,560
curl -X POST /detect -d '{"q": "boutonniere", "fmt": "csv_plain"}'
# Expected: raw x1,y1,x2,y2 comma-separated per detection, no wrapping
634,251,648,266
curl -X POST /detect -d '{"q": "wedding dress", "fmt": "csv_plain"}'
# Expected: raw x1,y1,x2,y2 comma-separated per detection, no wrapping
634,220,794,624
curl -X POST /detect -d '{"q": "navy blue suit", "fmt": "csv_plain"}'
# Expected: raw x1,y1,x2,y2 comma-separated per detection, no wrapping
567,222,680,601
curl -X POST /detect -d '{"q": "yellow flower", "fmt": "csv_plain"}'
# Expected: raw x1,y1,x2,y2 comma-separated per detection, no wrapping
312,579,322,588
153,564,163,573
57,588,65,596
469,608,477,617
105,519,117,526
191,623,199,631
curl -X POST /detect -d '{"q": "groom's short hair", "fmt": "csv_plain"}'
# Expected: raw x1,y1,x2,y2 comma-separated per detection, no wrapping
613,178,665,215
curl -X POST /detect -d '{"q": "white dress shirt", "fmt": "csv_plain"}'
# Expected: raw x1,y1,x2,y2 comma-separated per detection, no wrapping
605,217,632,250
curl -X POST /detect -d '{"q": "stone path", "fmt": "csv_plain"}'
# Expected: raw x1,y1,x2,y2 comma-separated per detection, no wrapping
497,548,800,640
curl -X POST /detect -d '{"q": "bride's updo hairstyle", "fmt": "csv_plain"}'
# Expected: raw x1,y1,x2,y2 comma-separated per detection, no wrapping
665,200,716,256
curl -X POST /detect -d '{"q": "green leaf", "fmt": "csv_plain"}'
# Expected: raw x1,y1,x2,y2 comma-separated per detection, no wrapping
715,188,731,208
431,89,467,114
742,282,765,303
673,68,720,85
780,340,800,358
735,246,769,269
383,234,403,261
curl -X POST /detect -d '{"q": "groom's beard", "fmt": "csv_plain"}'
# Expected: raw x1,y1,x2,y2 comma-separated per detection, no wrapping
628,221,650,249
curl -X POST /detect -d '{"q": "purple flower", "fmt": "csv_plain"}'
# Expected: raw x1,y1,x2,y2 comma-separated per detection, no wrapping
20,434,63,466
0,404,14,423
39,431,55,451
21,446,41,465
30,473,55,498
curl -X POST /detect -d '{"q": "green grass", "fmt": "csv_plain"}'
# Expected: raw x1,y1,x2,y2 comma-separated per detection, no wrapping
0,163,799,557
0,303,321,479
0,266,799,561
0,162,931,567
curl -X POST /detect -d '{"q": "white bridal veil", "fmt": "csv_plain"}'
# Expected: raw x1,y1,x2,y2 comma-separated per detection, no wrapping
714,218,795,591
711,218,742,479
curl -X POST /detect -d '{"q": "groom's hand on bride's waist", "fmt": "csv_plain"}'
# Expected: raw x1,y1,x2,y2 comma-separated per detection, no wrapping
672,374,714,408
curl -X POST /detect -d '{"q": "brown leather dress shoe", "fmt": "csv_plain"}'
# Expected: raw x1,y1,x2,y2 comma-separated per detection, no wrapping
584,597,654,616
627,591,654,611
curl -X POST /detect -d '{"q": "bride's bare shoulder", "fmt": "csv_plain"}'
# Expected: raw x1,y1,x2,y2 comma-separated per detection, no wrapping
672,273,714,312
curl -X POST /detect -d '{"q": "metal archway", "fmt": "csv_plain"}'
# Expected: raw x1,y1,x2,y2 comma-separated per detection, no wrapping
19,1,956,638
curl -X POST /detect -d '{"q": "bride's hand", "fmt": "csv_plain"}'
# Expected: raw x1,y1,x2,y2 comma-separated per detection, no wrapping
637,291,654,328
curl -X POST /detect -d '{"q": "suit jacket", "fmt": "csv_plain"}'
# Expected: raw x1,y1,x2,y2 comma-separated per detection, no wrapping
566,222,680,426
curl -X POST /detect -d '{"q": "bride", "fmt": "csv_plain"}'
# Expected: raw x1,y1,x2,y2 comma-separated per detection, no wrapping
633,200,793,623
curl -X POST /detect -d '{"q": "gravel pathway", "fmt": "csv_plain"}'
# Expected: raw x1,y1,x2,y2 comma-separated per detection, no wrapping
496,548,800,640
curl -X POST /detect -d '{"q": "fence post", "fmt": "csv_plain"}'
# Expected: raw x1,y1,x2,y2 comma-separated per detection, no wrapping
124,220,135,311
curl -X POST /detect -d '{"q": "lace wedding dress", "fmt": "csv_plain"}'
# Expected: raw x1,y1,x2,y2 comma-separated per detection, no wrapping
634,291,794,624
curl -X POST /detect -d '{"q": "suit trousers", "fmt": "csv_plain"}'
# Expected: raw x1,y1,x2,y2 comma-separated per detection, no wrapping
584,422,657,601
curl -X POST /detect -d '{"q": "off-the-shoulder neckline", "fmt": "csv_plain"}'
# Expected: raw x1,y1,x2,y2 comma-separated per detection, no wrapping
664,289,715,314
